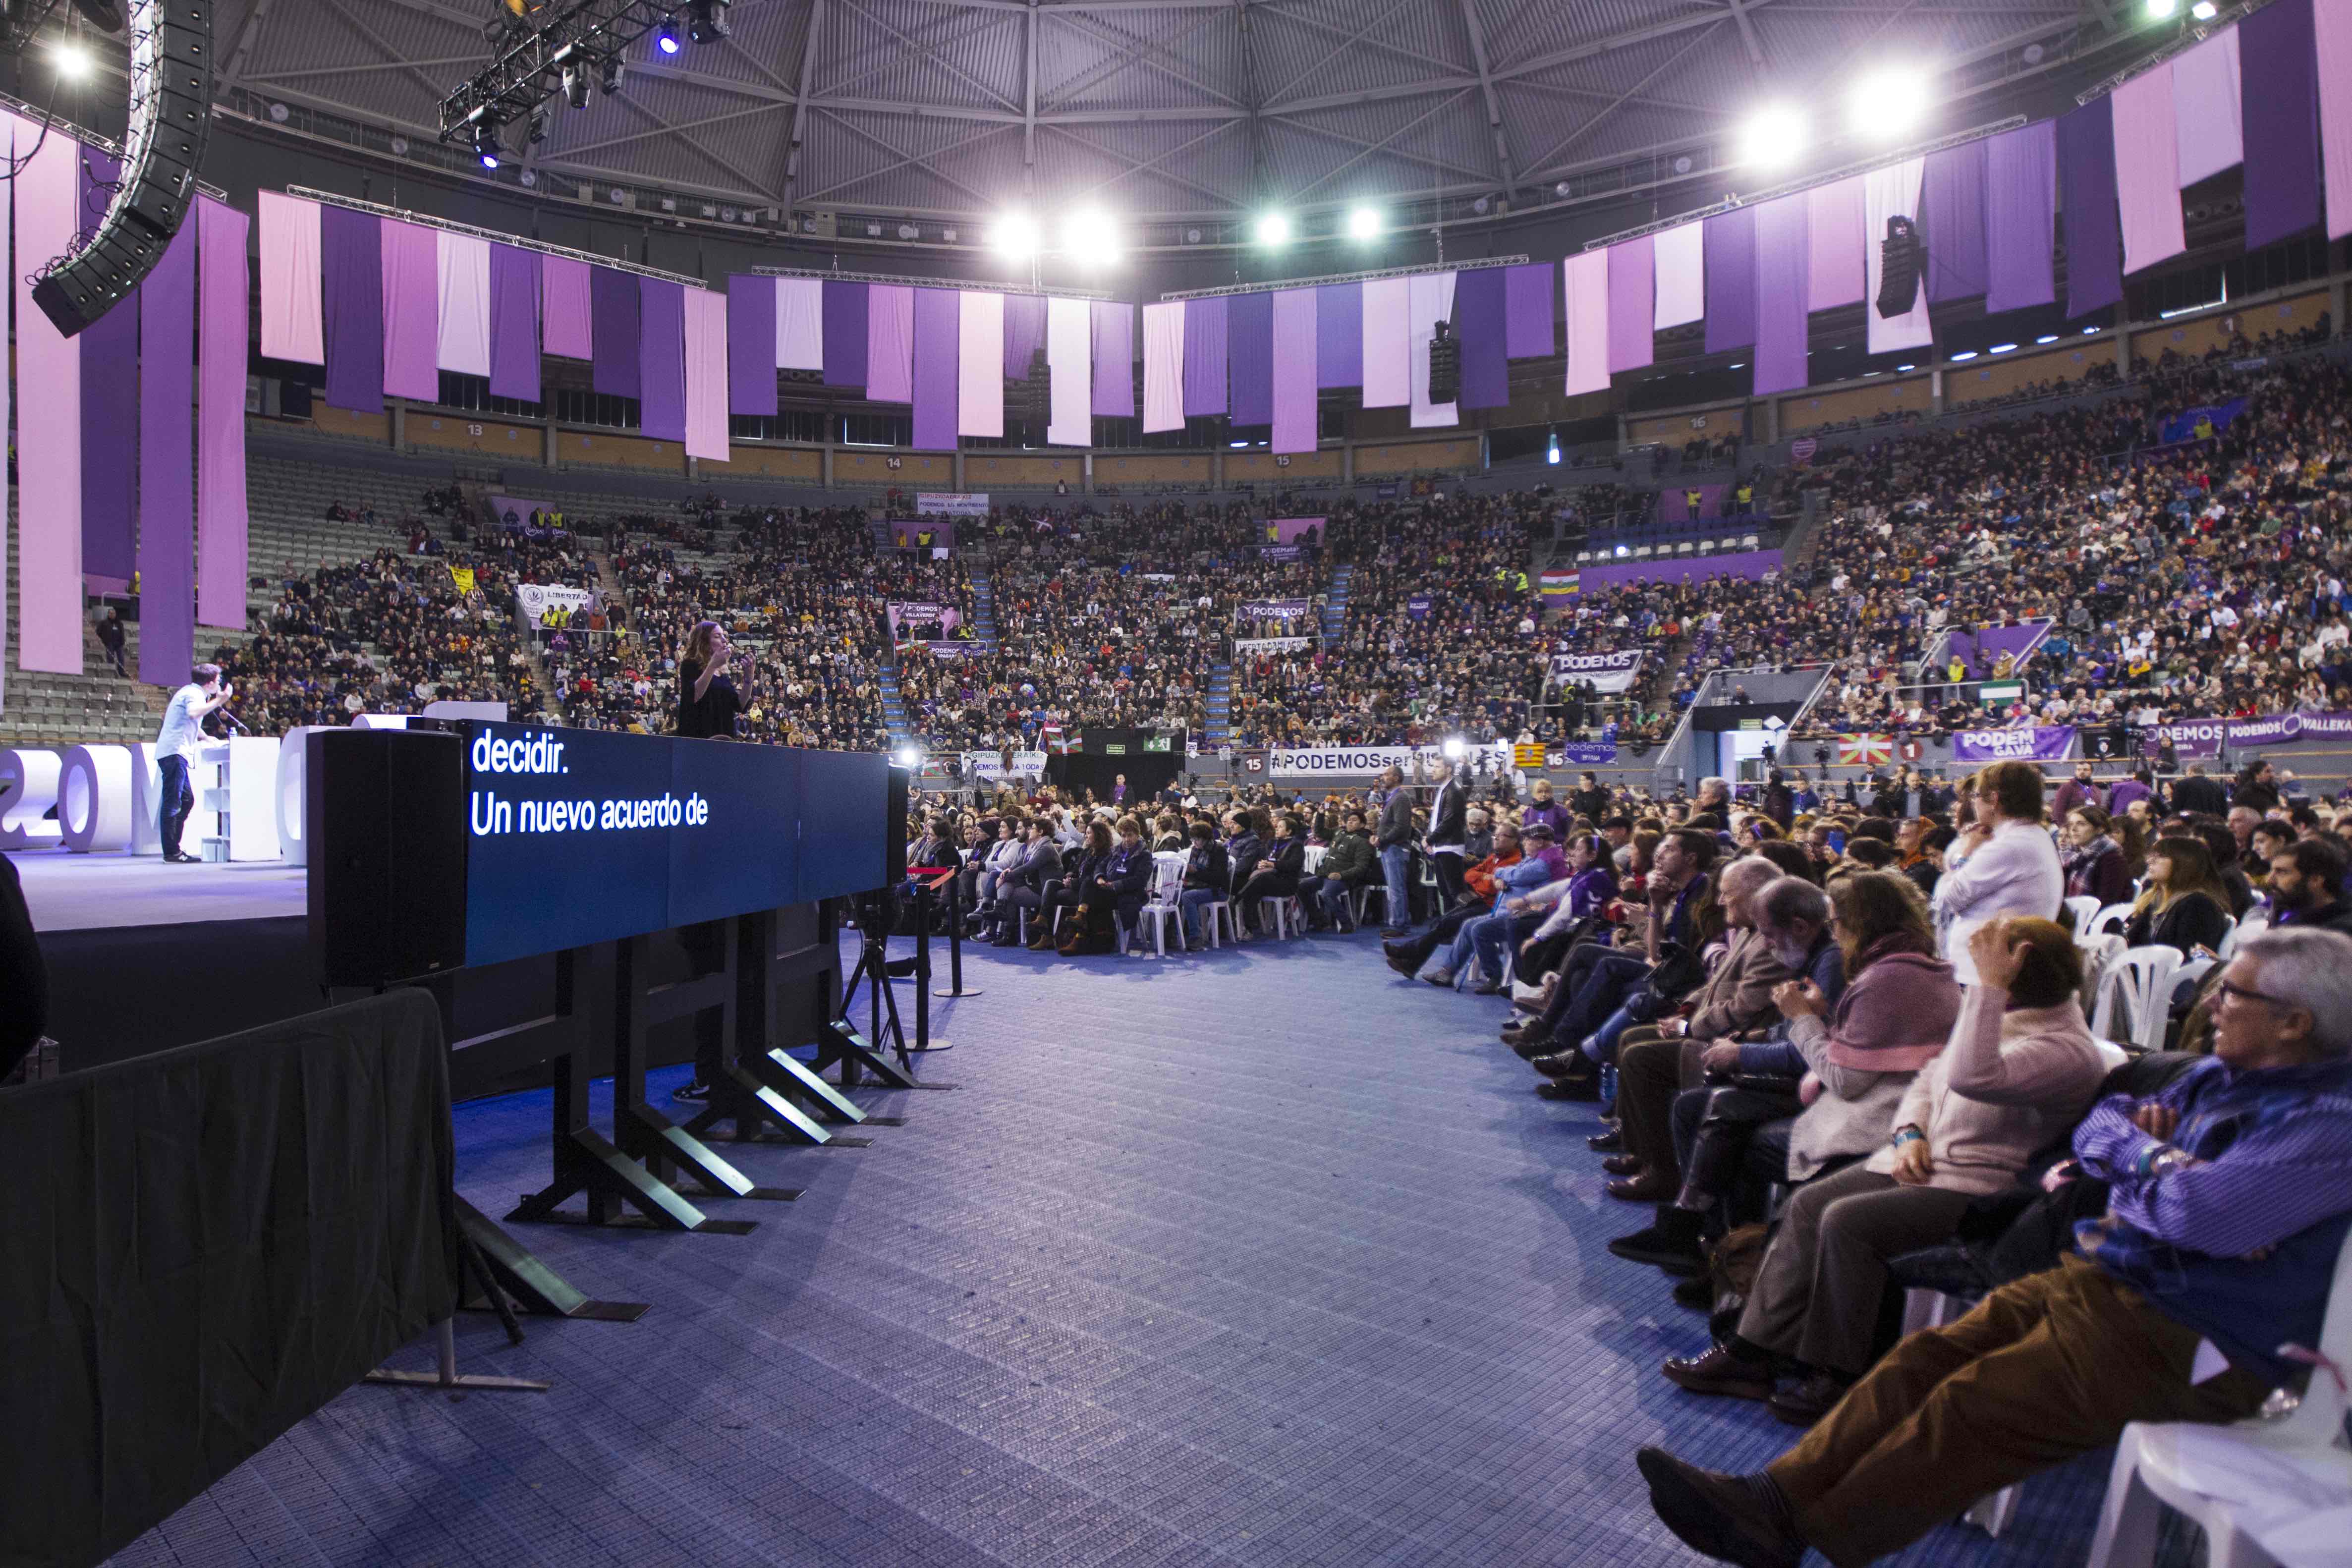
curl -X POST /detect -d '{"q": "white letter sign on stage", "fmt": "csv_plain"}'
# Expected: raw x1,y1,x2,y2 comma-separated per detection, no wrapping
274,726,334,867
125,741,163,854
57,745,134,853
0,749,63,850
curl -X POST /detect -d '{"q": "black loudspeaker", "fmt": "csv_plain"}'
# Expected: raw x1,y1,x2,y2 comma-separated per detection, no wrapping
32,0,213,337
884,765,911,888
1875,215,1923,321
307,728,470,986
1427,319,1460,404
1013,346,1051,427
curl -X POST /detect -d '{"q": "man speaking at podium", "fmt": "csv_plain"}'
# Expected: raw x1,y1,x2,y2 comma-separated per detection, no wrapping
155,664,235,864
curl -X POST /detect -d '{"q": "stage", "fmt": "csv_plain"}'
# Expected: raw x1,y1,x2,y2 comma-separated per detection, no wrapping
9,849,307,932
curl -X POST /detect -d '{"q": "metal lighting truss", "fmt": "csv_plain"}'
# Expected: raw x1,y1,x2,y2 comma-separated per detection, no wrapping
439,0,681,144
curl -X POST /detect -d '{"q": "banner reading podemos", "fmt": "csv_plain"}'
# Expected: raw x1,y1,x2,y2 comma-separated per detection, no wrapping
1548,649,1646,694
1950,725,2077,763
886,602,963,645
1267,742,1512,778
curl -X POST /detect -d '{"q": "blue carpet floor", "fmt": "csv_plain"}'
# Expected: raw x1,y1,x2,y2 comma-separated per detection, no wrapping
110,929,2119,1568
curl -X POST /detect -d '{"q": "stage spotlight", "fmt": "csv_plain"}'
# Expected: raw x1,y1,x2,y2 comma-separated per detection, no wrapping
1546,429,1561,465
1063,208,1120,266
472,123,504,169
894,744,922,770
1441,736,1467,761
2146,0,2178,15
654,15,682,53
562,63,590,108
687,0,730,43
49,40,93,80
1346,205,1382,240
1849,69,1930,138
1735,104,1806,168
991,213,1039,258
527,110,548,145
2189,0,2216,14
1254,211,1291,246
602,57,627,93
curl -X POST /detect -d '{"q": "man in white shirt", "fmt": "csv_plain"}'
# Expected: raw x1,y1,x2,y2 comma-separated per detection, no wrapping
154,664,234,863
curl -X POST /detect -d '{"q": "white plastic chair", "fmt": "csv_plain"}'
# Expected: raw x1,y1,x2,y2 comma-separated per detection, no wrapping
2085,1227,2352,1568
1353,884,1391,928
2090,945,2183,1053
2219,911,2259,960
1132,858,1186,958
1302,845,1328,875
2089,902,2138,937
2066,895,2105,939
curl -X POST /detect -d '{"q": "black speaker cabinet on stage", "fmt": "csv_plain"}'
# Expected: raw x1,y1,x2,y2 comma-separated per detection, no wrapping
885,765,911,881
307,728,468,986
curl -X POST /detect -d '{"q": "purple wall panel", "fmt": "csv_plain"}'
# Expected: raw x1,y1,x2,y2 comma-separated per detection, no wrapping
1317,282,1362,387
1454,266,1509,409
911,287,959,448
1182,294,1228,416
319,203,384,414
1228,291,1273,426
2241,0,2322,249
2058,99,2124,318
138,222,196,687
1985,121,2058,314
727,274,777,416
590,266,641,398
822,279,868,388
638,278,687,442
488,245,542,404
1922,138,1988,303
1703,206,1756,353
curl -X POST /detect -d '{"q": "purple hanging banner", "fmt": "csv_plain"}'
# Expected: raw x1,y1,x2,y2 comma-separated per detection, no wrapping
1454,266,1509,409
1984,121,2057,314
638,277,687,442
380,221,440,401
1228,292,1274,426
1921,138,1988,303
1703,206,1757,353
1503,261,1554,358
196,197,250,632
866,283,914,403
542,255,593,359
488,245,542,404
1317,282,1362,387
590,266,641,398
911,287,959,448
1182,294,1228,416
727,274,777,416
75,150,135,593
319,202,384,414
1003,292,1045,379
2058,100,2123,318
2241,0,2322,249
1751,194,1810,395
1606,238,1654,373
138,222,197,688
1270,289,1318,452
1090,300,1134,417
822,279,868,388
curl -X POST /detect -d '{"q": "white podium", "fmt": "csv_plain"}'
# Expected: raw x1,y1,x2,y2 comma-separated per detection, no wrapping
197,736,283,862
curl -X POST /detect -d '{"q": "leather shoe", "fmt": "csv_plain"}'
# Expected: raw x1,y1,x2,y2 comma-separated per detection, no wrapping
1587,1126,1623,1152
1534,1075,1601,1101
1673,1274,1714,1310
1636,1448,1805,1568
1601,1153,1643,1176
1605,1174,1679,1206
1528,1052,1590,1079
1660,1344,1776,1402
1510,1034,1559,1061
1768,1370,1850,1428
1607,1210,1705,1269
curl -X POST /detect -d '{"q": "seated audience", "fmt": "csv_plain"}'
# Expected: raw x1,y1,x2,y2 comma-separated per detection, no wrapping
2121,834,2235,957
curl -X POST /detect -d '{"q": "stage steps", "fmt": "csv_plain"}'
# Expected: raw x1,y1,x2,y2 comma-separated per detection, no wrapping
0,523,171,748
1321,562,1352,647
968,572,998,652
1204,660,1232,748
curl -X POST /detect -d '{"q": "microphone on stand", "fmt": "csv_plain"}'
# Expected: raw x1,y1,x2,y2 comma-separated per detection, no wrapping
217,708,252,734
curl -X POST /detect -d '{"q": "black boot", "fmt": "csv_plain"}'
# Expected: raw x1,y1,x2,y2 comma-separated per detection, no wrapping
1608,1204,1708,1274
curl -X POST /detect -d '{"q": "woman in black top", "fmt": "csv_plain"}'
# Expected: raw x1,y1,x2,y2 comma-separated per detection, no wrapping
1235,812,1308,935
676,619,743,739
2122,834,2234,958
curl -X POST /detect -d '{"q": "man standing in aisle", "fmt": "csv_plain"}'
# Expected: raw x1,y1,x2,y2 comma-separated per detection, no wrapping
155,664,233,864
1374,765,1416,936
1426,759,1470,911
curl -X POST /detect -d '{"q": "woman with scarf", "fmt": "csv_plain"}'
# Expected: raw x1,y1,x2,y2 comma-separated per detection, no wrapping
2060,804,2134,910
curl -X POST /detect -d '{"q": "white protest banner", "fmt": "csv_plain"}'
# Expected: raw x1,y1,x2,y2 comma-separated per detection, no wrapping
916,492,990,516
516,583,597,622
1267,743,1512,778
961,751,1048,781
1237,599,1314,620
1233,636,1314,654
1548,649,1646,694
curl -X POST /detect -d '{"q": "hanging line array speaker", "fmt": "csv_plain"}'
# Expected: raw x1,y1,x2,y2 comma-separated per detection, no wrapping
1874,215,1923,321
1427,318,1460,406
32,0,213,338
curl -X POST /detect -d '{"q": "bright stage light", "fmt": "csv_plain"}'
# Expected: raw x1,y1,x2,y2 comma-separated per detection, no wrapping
655,15,682,53
1062,209,1120,266
990,213,1039,259
50,41,92,79
1346,206,1382,240
1735,104,1807,169
1253,211,1292,247
1441,737,1466,761
1849,69,1930,139
2189,0,2216,14
893,745,922,770
2146,0,2178,16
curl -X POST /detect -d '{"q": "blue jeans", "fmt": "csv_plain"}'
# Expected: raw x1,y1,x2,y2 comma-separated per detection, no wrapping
1379,845,1411,928
1312,877,1356,927
157,752,193,857
1466,909,1516,981
1581,1003,1639,1066
1179,887,1222,946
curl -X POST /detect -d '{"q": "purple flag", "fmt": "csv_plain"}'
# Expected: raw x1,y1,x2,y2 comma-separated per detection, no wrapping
1090,300,1134,417
727,274,777,416
1228,292,1273,426
1454,267,1509,409
591,267,641,398
1003,292,1045,379
1606,239,1653,372
1503,262,1554,358
1271,289,1318,453
380,222,440,401
2241,0,2322,249
1922,139,1988,303
2058,100,2123,318
911,287,958,448
1751,194,1810,395
77,153,136,590
638,278,686,442
822,279,868,388
488,245,542,404
1182,294,1228,416
139,222,197,687
319,202,384,414
1317,282,1362,387
1951,726,2078,763
1985,121,2057,314
196,197,249,632
1703,207,1756,353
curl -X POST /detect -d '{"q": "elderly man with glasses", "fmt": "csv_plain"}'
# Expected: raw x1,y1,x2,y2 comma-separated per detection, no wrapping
1636,924,2352,1568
